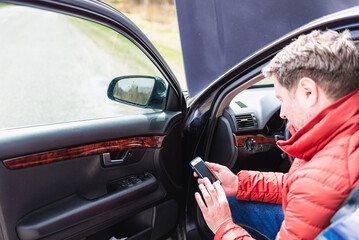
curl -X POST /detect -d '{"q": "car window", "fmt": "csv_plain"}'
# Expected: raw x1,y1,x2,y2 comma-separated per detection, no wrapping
253,77,273,86
0,4,167,129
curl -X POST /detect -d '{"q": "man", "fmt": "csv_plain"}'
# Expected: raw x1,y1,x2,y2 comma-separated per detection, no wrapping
195,29,359,239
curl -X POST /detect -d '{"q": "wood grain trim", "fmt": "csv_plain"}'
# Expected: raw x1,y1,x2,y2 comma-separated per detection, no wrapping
3,136,166,169
233,134,275,147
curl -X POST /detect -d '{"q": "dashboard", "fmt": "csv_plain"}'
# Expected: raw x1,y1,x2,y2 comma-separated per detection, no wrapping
226,87,282,132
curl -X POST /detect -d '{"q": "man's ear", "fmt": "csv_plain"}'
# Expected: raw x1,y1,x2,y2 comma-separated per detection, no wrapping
297,77,319,107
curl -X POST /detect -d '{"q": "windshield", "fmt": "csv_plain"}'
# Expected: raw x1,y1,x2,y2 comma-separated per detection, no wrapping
252,77,273,87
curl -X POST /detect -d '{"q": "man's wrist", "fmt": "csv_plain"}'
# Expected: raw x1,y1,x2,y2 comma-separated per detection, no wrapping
231,175,239,196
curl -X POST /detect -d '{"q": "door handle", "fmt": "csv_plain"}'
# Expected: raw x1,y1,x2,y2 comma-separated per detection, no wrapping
103,150,132,166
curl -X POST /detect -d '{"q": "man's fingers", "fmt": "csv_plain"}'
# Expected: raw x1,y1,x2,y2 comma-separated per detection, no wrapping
202,178,220,207
214,182,230,210
205,162,221,171
199,183,213,204
195,192,207,212
197,178,204,185
195,177,233,234
203,178,217,197
214,181,226,199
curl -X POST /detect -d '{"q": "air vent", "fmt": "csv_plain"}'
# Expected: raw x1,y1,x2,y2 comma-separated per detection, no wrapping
235,114,256,129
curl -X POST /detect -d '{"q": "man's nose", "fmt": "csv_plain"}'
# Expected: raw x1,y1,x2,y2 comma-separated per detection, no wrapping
280,108,287,119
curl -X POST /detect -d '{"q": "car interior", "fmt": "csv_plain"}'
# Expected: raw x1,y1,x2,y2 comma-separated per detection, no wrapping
208,79,290,173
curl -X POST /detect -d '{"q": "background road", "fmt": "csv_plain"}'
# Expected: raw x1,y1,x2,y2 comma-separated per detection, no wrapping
0,5,158,129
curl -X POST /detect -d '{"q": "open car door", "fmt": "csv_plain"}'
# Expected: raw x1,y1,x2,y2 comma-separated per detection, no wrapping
0,1,186,239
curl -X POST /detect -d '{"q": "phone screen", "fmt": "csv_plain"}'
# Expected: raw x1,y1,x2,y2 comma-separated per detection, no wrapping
190,157,219,183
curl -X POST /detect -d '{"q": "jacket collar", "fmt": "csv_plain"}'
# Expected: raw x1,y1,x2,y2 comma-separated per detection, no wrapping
277,88,359,160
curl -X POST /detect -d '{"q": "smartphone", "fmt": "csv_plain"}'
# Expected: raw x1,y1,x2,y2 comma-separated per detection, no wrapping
189,157,220,184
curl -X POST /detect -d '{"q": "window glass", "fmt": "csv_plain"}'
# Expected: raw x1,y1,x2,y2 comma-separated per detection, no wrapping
253,77,273,86
0,4,167,129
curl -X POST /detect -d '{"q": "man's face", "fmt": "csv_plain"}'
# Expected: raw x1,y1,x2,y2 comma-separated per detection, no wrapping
273,77,311,131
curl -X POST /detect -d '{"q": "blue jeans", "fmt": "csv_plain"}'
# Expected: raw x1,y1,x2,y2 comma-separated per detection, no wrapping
227,196,284,240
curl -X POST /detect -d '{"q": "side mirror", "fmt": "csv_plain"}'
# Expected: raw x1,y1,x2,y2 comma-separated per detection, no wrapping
107,75,167,109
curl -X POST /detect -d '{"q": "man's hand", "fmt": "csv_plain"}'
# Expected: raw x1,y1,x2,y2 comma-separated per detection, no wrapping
195,162,238,196
195,178,234,233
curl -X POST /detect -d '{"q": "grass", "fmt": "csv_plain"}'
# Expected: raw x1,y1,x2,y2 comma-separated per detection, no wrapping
69,16,162,77
0,3,10,8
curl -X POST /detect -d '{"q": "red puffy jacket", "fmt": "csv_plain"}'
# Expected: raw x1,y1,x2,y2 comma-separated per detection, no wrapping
215,89,359,240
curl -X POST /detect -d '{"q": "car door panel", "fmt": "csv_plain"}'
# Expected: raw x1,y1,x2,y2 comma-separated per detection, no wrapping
0,0,186,239
0,112,183,240
16,174,162,240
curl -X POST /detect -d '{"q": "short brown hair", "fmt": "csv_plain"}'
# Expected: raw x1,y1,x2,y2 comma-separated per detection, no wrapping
262,29,359,100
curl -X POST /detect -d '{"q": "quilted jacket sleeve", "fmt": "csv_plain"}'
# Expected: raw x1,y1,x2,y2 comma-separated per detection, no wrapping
236,170,286,204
